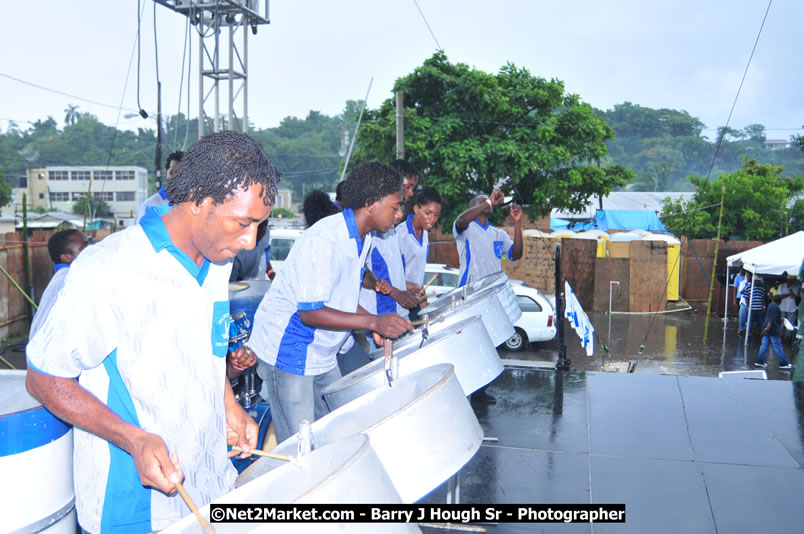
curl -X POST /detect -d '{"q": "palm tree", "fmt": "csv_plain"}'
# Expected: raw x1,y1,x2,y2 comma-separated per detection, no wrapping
64,104,79,126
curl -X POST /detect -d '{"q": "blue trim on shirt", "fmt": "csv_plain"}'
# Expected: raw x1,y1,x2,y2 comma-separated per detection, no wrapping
371,248,397,314
140,205,210,285
508,244,519,262
157,187,169,201
275,311,317,375
298,301,325,311
343,208,364,257
0,403,71,457
459,239,471,287
54,263,70,272
101,349,151,533
406,214,424,246
473,219,491,231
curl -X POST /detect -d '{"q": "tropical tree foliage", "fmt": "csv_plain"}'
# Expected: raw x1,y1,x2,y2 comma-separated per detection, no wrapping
660,158,804,240
351,52,631,227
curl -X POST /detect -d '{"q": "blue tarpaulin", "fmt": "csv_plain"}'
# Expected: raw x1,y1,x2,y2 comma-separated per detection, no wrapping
550,210,668,233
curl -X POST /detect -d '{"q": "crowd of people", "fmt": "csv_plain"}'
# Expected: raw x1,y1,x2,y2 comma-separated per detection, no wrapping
24,132,524,533
733,268,801,369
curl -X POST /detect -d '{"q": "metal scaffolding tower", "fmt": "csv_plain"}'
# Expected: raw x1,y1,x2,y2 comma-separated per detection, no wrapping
153,1,270,138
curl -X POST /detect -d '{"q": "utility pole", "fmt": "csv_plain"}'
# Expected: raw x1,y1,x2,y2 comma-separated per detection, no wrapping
703,186,726,341
153,1,270,139
155,81,163,189
395,90,405,160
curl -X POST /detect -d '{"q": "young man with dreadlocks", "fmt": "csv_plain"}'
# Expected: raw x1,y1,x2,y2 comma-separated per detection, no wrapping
26,131,279,533
246,161,414,443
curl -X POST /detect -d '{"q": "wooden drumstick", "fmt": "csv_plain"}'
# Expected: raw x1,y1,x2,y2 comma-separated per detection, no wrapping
231,446,295,462
176,481,215,534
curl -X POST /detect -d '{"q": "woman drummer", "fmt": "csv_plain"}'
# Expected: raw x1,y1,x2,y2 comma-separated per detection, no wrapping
396,186,442,321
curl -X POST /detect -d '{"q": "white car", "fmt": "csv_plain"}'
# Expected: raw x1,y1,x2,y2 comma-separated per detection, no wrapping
422,264,462,298
267,227,304,272
421,265,556,351
505,281,556,351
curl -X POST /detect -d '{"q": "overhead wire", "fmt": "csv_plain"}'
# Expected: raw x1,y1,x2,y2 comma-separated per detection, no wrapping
703,0,773,181
0,73,138,114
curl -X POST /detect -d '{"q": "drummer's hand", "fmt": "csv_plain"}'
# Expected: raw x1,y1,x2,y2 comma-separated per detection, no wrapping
390,287,419,309
230,346,257,370
406,281,423,296
489,189,504,206
510,203,523,222
375,278,392,295
372,313,414,340
130,431,184,494
225,401,258,458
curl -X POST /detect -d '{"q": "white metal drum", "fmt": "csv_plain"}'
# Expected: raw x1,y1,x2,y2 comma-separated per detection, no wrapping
421,285,515,346
422,271,521,326
323,315,503,407
240,364,482,503
0,370,76,534
164,434,419,534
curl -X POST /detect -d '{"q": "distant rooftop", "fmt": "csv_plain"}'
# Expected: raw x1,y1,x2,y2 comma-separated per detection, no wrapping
552,191,694,219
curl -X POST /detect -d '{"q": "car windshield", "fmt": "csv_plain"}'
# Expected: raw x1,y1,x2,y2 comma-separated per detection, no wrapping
516,295,542,313
269,238,296,261
426,271,460,288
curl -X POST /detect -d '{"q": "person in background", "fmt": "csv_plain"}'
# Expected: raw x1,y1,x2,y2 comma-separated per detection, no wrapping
29,229,89,339
134,151,183,223
246,161,413,443
397,186,442,321
777,272,801,342
25,131,278,533
303,189,341,228
742,274,766,335
736,269,750,336
453,188,523,404
230,219,274,281
333,180,346,209
754,294,793,370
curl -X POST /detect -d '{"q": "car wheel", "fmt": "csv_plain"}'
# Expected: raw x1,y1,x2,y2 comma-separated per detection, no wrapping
505,328,528,352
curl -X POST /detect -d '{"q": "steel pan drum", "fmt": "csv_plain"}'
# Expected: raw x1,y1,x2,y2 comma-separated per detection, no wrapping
323,315,503,407
239,364,482,503
1,370,76,533
422,272,521,326
163,434,419,534
229,279,271,327
420,285,515,346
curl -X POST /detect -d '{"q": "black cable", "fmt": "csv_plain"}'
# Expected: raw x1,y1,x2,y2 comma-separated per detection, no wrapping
136,0,147,119
0,73,138,113
704,0,773,181
174,17,190,151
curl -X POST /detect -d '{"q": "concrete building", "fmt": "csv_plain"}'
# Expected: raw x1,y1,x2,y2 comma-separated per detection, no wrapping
42,166,147,224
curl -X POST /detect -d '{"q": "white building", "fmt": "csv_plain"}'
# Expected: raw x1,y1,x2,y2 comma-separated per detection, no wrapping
45,166,148,224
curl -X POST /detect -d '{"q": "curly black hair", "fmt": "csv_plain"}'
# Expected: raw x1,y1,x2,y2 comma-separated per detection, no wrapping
303,189,341,228
165,151,183,170
389,159,419,180
413,186,442,207
166,131,279,207
48,229,81,264
340,162,403,210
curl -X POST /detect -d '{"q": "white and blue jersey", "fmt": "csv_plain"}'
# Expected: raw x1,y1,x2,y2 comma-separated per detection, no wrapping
29,264,70,339
134,187,170,224
396,214,430,286
358,228,409,318
247,209,372,376
26,206,236,534
453,219,516,287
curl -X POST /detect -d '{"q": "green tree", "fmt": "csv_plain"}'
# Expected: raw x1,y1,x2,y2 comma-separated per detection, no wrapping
72,196,113,218
660,157,804,240
0,166,10,207
351,52,629,227
64,104,80,126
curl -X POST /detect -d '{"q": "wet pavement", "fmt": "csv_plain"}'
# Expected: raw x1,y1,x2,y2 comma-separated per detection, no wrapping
505,310,799,380
421,367,804,533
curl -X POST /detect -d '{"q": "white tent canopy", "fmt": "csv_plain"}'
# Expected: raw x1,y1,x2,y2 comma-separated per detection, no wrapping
726,231,804,275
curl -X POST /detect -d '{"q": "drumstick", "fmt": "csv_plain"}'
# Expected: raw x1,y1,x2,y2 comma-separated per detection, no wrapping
410,315,446,327
422,274,439,290
176,481,215,534
230,446,295,462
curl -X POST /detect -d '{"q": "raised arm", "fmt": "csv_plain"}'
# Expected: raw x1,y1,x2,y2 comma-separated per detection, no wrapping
510,204,524,261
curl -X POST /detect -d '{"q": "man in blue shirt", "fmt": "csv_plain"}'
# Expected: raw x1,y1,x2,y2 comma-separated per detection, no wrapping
26,131,279,533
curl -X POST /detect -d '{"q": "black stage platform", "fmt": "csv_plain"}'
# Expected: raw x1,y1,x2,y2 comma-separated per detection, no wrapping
422,366,804,533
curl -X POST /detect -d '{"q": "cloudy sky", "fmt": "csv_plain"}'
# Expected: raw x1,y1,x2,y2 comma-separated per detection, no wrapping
1,0,801,141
